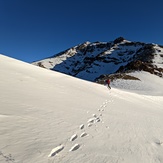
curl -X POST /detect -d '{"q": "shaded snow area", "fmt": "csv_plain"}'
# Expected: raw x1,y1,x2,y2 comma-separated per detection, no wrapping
1,54,163,163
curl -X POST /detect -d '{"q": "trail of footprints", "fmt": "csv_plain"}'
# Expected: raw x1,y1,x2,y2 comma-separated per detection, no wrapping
48,96,163,159
48,99,111,158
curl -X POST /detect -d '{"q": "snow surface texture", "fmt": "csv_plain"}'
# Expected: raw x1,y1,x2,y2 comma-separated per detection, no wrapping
1,54,163,163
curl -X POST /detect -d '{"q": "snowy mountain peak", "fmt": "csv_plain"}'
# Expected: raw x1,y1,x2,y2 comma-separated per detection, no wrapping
32,38,163,82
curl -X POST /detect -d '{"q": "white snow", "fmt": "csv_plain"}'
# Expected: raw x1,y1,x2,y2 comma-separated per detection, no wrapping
1,54,163,163
48,145,64,157
69,134,78,142
153,45,163,68
79,124,84,129
69,144,80,152
80,132,88,138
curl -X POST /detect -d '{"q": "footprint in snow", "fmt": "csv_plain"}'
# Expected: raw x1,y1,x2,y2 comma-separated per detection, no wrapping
95,118,100,123
99,113,102,116
69,144,80,152
92,114,97,118
80,132,88,137
48,145,64,157
48,108,106,157
70,134,78,141
87,118,96,123
79,124,84,130
154,139,163,146
87,123,93,127
87,116,101,125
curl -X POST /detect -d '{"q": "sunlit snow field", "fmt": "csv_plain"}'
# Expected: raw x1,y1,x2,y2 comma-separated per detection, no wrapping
0,54,163,163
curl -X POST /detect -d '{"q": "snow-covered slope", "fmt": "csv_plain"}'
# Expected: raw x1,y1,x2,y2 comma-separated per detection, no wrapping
111,71,163,96
32,38,163,81
1,54,163,163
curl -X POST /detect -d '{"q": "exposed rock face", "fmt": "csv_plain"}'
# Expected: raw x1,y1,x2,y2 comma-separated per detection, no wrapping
32,37,163,82
117,60,163,77
113,37,125,44
37,62,46,68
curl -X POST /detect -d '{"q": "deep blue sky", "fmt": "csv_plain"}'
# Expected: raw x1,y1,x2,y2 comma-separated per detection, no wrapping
1,0,163,63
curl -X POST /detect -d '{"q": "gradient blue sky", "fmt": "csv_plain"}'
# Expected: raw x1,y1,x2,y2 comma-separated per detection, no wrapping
1,0,163,62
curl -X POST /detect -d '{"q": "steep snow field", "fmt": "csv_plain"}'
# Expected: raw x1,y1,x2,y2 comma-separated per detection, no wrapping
1,54,163,163
111,71,163,96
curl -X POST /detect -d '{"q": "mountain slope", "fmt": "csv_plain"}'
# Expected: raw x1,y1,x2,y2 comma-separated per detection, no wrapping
32,37,163,81
1,54,163,163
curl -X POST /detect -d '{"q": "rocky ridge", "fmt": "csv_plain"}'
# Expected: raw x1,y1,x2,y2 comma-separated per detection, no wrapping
32,37,163,82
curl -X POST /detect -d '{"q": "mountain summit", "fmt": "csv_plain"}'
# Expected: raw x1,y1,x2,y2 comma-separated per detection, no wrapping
32,37,163,81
